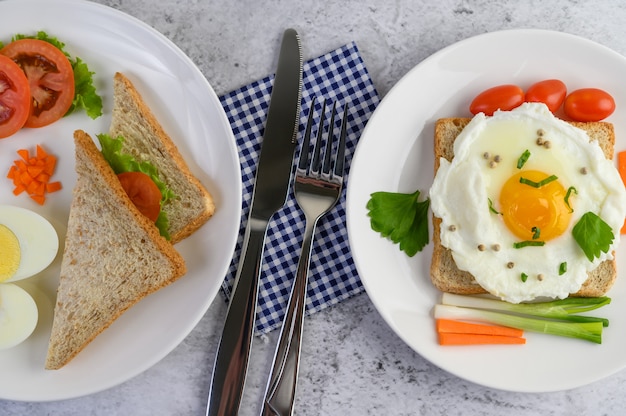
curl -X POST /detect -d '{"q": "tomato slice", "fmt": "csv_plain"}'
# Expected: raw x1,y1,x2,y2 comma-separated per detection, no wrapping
117,171,162,223
0,39,74,128
0,54,31,139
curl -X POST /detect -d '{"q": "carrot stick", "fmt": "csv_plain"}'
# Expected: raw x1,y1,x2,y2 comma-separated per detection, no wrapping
438,332,526,346
436,318,524,337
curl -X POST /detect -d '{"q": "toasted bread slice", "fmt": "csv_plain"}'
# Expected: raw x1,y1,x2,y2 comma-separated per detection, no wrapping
430,118,616,297
45,130,187,370
109,72,215,243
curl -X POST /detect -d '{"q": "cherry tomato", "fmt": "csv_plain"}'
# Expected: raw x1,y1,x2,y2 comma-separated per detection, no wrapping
525,79,567,113
469,84,524,116
117,172,162,223
0,39,75,128
0,54,31,139
563,88,615,122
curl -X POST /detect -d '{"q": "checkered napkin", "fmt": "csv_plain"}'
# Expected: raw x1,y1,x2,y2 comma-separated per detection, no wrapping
219,42,380,333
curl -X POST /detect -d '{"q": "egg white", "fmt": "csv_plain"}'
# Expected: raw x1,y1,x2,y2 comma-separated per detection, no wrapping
430,103,626,303
0,205,59,282
0,283,38,350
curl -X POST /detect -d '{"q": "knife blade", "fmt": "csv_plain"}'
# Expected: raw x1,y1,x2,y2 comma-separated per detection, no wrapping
206,28,303,416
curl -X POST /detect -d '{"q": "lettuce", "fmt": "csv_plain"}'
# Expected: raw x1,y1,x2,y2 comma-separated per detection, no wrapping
97,133,176,240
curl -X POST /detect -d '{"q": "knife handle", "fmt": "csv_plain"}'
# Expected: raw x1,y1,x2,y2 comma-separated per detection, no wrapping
207,219,269,416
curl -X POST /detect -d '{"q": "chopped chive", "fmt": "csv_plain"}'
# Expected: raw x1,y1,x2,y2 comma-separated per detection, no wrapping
513,240,546,249
517,149,531,169
519,174,558,188
531,226,541,240
488,198,502,215
559,262,567,275
521,272,528,282
564,186,577,213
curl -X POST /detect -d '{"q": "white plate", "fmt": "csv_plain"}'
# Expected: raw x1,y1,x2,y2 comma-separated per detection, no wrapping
347,29,626,393
0,0,240,401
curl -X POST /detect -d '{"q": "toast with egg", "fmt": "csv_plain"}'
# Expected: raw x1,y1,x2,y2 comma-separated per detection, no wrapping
45,130,187,370
108,72,215,243
430,117,617,298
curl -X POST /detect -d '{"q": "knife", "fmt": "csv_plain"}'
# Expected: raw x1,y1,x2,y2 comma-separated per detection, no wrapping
206,28,303,416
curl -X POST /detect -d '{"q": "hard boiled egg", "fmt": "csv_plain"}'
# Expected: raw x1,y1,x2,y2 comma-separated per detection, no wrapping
0,205,59,283
0,283,38,350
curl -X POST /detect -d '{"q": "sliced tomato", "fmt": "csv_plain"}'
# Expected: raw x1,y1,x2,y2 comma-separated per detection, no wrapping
117,171,162,223
0,39,74,128
0,55,31,139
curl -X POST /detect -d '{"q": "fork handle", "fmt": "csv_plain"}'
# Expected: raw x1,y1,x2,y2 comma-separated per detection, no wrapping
261,218,317,416
207,219,269,416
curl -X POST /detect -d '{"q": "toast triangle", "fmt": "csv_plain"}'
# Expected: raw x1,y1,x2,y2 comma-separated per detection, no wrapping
45,130,187,370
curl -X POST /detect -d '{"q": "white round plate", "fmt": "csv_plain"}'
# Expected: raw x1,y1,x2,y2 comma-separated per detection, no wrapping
0,0,240,401
347,29,626,393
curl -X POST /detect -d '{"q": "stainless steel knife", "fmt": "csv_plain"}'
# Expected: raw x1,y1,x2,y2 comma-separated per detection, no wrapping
206,28,303,416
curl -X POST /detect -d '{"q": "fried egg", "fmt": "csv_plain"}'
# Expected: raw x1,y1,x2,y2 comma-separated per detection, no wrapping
0,205,59,283
429,103,626,303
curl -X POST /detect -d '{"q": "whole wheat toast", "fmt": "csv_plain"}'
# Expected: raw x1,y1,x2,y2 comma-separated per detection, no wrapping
45,131,187,370
430,118,617,297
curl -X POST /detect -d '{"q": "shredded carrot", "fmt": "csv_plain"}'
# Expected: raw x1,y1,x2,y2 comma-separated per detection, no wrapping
6,144,62,205
436,319,524,338
619,151,626,234
438,332,526,346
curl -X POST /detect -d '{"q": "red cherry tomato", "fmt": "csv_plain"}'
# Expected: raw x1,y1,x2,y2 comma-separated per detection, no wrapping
563,88,615,122
117,172,162,223
525,79,567,113
0,54,31,139
469,84,525,116
0,39,75,128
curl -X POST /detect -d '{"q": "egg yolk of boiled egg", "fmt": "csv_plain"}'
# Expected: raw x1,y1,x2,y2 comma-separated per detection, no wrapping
499,170,572,241
0,224,21,282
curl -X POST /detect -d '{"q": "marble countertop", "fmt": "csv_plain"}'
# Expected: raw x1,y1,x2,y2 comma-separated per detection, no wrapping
3,0,626,415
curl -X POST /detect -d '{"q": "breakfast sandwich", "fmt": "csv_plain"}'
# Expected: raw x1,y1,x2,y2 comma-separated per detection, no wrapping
429,103,626,303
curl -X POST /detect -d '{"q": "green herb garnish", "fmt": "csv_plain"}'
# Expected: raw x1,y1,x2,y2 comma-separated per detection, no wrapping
564,186,577,213
572,212,614,262
559,262,568,275
488,198,501,215
513,240,546,249
519,174,558,188
11,31,103,119
531,226,541,240
517,149,531,169
520,272,528,283
366,189,430,257
97,134,176,240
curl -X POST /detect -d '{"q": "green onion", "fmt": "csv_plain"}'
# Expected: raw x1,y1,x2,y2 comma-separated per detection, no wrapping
517,149,531,169
531,226,541,240
564,186,577,213
520,272,528,282
513,240,545,248
435,293,612,343
559,262,567,275
488,198,501,215
519,174,558,188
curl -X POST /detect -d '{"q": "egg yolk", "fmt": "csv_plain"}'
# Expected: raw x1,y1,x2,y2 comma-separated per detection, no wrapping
0,224,21,282
499,170,572,241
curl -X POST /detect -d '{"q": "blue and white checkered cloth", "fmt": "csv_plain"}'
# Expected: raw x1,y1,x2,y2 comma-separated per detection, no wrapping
219,42,380,333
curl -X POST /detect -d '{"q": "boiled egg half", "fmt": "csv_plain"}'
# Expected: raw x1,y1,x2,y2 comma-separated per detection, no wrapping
0,204,59,283
430,103,626,303
0,205,59,349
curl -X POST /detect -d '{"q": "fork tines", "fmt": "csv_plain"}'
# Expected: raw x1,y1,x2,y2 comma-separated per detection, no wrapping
298,98,348,181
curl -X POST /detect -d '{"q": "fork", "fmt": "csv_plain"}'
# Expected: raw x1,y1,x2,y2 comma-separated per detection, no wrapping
261,98,348,416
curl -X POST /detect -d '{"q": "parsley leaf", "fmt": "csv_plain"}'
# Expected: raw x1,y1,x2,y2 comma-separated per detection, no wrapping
572,212,614,262
366,189,430,257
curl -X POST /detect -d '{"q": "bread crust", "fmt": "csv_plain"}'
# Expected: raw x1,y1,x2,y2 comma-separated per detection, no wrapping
45,130,187,370
110,72,215,243
430,117,617,298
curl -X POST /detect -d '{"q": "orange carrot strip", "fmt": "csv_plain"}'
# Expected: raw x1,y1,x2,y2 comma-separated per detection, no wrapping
36,144,48,159
29,194,46,205
46,181,62,193
438,332,526,346
16,149,29,161
436,319,524,337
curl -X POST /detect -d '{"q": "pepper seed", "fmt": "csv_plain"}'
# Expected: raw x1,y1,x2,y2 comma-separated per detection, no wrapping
580,167,588,175
506,262,515,269
537,273,545,281
448,225,457,232
492,244,501,252
478,244,486,251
